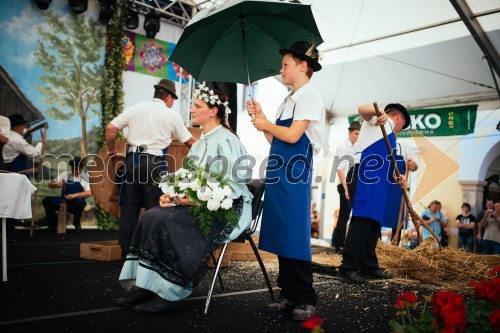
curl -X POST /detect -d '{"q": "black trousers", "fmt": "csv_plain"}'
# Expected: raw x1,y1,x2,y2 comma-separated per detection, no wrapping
340,164,382,273
42,197,86,229
119,153,165,255
277,256,317,306
340,216,381,273
332,183,350,248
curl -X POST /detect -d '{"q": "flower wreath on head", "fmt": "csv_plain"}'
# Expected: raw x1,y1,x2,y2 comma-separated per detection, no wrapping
193,82,231,115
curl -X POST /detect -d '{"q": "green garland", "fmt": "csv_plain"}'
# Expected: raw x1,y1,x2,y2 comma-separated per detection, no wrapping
98,0,127,147
96,1,127,228
94,205,120,231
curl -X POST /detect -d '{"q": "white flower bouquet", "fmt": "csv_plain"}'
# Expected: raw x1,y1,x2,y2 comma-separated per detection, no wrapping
158,159,238,238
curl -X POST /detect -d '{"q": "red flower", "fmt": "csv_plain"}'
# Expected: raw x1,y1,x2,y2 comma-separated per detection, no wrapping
471,278,500,303
490,310,500,333
431,291,467,332
491,266,500,277
395,291,419,309
302,316,324,330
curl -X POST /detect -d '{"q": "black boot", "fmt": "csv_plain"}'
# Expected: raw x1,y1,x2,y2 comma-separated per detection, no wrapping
116,288,156,307
134,296,183,314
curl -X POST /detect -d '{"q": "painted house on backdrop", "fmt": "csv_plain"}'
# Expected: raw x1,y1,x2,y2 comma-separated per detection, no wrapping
0,65,44,124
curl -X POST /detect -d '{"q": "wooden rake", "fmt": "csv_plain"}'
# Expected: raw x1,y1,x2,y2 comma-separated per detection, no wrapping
373,102,441,250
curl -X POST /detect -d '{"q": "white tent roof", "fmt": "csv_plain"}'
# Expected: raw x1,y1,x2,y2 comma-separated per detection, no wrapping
304,0,500,114
191,0,499,114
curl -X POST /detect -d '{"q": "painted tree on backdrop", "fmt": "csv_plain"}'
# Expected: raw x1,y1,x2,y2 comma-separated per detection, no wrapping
34,11,105,156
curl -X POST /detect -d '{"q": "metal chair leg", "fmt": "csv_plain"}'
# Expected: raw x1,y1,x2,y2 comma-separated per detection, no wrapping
204,242,228,315
247,236,275,302
208,249,225,290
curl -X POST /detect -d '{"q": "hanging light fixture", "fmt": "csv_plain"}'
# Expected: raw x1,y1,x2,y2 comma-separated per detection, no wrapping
34,0,51,10
98,0,114,25
144,10,160,39
125,7,139,30
68,0,88,14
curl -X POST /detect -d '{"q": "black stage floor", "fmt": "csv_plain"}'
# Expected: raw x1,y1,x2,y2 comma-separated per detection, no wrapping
0,229,433,332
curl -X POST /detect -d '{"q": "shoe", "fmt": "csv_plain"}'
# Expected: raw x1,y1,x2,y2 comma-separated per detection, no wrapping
134,296,183,314
116,288,156,307
339,270,369,284
292,304,316,321
361,269,393,280
265,298,295,313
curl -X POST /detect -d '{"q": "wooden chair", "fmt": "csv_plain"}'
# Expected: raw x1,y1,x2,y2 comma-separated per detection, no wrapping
204,178,275,314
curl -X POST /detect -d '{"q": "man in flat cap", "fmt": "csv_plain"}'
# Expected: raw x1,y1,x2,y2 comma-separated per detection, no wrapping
3,114,43,172
106,79,196,255
331,120,360,253
339,103,411,284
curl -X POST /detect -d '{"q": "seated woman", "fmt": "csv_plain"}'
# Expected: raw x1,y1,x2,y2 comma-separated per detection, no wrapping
116,85,253,314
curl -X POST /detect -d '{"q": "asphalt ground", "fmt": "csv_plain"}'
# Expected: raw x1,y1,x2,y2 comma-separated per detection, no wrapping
0,229,435,332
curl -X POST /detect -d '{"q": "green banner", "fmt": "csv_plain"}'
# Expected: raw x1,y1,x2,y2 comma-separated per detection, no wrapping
348,105,477,137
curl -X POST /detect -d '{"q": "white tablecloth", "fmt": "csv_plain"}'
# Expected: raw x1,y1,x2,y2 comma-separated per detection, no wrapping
0,173,37,281
0,173,37,218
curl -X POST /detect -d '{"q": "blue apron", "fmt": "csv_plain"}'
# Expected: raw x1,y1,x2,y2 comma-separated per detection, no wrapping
9,154,28,172
382,148,406,229
352,132,405,229
52,179,85,205
258,107,313,261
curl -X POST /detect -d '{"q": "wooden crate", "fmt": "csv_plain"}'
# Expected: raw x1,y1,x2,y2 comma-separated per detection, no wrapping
80,240,122,261
227,241,277,261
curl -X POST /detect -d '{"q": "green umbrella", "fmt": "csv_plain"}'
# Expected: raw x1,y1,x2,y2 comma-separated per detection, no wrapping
169,0,323,85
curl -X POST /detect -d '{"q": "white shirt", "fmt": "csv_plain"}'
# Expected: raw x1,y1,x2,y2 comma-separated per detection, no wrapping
0,116,10,137
354,117,395,164
275,83,325,155
53,171,91,192
2,130,42,163
335,138,357,180
395,141,417,163
111,98,191,156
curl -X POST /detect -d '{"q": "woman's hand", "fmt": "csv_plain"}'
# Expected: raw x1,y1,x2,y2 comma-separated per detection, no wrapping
176,196,195,206
159,194,175,208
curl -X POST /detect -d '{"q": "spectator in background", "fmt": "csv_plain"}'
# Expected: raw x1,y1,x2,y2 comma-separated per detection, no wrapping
42,157,92,232
2,114,43,172
421,200,447,245
390,141,418,244
331,121,360,252
456,203,476,252
477,199,495,250
480,201,500,255
311,202,320,239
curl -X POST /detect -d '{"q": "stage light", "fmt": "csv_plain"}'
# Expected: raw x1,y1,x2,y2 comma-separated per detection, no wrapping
98,0,114,25
68,0,88,14
34,0,51,10
144,10,160,39
125,8,139,30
